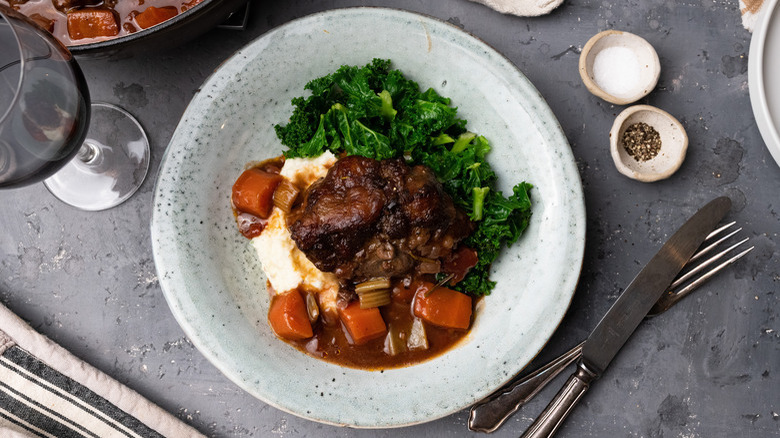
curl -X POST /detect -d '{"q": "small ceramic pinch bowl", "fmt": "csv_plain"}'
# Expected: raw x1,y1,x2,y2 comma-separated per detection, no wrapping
610,105,688,182
579,30,661,105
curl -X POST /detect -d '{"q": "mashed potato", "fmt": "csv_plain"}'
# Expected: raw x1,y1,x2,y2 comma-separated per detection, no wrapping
251,151,340,314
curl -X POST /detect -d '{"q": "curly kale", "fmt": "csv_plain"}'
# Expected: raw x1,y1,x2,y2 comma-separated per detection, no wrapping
274,59,533,296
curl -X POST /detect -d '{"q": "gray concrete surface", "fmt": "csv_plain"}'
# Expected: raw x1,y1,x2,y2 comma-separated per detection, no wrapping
1,0,778,436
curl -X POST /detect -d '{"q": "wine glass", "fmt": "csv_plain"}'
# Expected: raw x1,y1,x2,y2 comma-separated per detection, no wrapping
0,6,149,211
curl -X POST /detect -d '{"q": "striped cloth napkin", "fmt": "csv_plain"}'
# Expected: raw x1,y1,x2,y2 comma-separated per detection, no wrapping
0,302,204,438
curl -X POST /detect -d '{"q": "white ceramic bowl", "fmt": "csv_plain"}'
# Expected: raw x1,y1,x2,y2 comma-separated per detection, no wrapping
579,30,661,105
610,105,688,182
748,0,780,168
151,7,586,428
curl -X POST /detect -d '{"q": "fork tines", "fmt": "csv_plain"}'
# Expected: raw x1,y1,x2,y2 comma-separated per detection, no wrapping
649,222,754,315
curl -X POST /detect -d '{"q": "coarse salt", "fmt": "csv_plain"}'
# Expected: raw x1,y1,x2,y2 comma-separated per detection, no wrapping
592,46,642,99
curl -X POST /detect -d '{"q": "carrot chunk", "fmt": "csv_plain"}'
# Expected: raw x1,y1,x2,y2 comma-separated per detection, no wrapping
391,279,425,304
338,301,387,345
232,168,283,219
413,283,472,330
134,6,178,30
268,290,313,341
66,9,119,40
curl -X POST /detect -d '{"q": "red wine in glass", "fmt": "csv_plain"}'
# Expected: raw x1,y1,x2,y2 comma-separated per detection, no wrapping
1,6,149,210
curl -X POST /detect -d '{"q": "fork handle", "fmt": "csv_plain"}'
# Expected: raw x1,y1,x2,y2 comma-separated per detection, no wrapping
520,364,598,438
468,341,584,433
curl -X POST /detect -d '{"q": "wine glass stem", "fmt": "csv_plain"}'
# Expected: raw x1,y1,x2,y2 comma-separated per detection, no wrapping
77,141,98,164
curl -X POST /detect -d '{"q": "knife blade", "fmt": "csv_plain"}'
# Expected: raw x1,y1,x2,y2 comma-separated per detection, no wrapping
520,196,731,438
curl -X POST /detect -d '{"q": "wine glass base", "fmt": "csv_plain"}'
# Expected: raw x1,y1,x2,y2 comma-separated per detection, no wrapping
44,102,150,211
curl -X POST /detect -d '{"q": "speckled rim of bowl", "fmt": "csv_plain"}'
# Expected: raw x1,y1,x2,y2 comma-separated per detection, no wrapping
609,104,688,182
151,6,587,428
579,30,661,105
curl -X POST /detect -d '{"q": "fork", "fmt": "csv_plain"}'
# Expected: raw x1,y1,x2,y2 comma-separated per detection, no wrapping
468,222,754,433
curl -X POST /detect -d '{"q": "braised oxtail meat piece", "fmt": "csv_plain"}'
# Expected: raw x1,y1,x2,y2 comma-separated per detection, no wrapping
288,156,473,282
287,156,386,274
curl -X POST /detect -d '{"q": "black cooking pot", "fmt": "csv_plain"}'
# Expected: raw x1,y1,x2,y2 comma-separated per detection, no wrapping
70,0,249,58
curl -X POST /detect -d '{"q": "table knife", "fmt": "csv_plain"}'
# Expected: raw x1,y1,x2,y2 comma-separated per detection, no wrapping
520,196,731,438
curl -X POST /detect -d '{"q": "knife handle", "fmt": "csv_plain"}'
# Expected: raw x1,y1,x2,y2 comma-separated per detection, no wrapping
468,342,584,433
520,364,598,438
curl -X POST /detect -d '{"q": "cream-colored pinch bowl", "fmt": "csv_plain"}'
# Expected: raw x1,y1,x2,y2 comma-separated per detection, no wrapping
610,105,688,182
579,30,661,105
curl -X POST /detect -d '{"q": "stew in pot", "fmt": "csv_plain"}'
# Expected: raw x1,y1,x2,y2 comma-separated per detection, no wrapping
1,0,204,46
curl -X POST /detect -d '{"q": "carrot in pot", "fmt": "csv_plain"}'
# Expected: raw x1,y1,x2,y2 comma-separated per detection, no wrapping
338,301,387,345
134,6,178,30
232,168,283,219
66,9,119,40
413,283,472,330
268,290,313,341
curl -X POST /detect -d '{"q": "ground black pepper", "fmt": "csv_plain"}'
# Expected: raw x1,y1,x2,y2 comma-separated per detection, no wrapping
622,122,662,161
